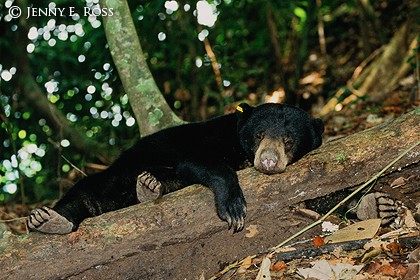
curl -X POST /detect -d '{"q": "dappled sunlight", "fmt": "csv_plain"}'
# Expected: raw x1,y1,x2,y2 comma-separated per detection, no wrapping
196,1,218,27
0,0,417,229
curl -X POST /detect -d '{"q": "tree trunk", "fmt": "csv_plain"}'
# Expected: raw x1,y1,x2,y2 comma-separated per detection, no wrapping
320,21,418,117
355,22,413,102
1,109,419,280
265,2,285,85
99,0,183,136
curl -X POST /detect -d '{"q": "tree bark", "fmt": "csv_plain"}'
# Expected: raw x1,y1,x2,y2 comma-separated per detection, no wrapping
1,109,419,280
265,2,285,85
99,0,183,137
354,22,413,102
320,21,418,116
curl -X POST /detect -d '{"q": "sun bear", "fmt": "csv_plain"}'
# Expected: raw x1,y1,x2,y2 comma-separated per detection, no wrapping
27,103,324,234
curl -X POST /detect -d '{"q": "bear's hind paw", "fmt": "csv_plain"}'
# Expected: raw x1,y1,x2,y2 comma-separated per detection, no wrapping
356,192,399,225
136,171,162,202
27,207,74,234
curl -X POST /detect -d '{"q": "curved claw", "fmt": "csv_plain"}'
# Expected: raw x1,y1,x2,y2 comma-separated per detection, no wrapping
218,193,247,233
136,171,162,202
226,216,233,230
27,207,74,234
356,192,399,225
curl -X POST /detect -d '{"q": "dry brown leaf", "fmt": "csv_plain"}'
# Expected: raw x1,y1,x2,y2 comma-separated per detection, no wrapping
365,261,382,273
330,256,357,265
387,262,407,277
245,224,258,238
367,261,408,277
408,247,420,262
325,219,381,243
332,246,343,258
237,256,253,274
313,236,325,247
390,177,407,188
271,260,286,272
380,265,398,276
405,263,420,279
361,248,382,263
379,228,410,239
386,242,402,255
364,239,388,251
297,260,364,280
255,258,271,280
404,209,418,228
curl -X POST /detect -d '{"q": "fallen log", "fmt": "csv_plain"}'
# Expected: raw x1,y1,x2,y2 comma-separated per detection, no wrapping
1,109,419,280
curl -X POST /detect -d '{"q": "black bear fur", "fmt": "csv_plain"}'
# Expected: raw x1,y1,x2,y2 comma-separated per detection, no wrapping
27,103,324,234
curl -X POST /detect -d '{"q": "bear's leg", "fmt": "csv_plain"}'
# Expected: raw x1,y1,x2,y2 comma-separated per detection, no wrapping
136,171,162,202
27,174,139,234
176,160,247,232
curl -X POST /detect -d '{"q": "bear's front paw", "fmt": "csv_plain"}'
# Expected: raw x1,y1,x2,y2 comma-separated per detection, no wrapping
356,192,399,225
217,193,247,233
27,207,74,234
136,171,162,202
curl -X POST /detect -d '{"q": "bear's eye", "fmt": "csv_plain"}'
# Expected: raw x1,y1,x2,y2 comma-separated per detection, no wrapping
256,131,265,140
283,137,293,149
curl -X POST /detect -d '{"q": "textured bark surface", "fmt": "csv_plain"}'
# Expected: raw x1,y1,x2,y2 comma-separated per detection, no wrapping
356,22,415,102
1,110,419,280
99,0,183,136
320,21,418,116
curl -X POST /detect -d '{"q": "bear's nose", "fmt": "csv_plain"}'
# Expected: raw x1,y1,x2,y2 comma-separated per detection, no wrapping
261,158,277,170
260,149,278,171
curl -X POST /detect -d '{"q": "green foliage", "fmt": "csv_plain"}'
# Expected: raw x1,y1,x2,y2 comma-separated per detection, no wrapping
0,0,139,203
0,0,411,204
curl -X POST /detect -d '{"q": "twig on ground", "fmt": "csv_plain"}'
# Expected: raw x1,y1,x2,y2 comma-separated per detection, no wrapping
272,235,420,262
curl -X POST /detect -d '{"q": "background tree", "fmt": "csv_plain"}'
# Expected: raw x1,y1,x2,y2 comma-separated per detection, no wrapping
0,0,418,228
99,0,183,136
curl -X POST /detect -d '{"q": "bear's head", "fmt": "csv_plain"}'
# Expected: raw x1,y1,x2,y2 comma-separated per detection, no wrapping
236,103,324,174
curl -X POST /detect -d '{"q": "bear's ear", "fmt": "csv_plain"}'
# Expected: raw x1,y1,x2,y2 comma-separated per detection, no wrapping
311,118,324,149
312,118,324,135
235,103,253,120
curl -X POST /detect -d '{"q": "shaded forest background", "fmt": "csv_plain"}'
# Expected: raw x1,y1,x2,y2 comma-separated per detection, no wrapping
0,0,418,233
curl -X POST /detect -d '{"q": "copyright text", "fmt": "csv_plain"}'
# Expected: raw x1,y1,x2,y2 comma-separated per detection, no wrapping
7,6,114,19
